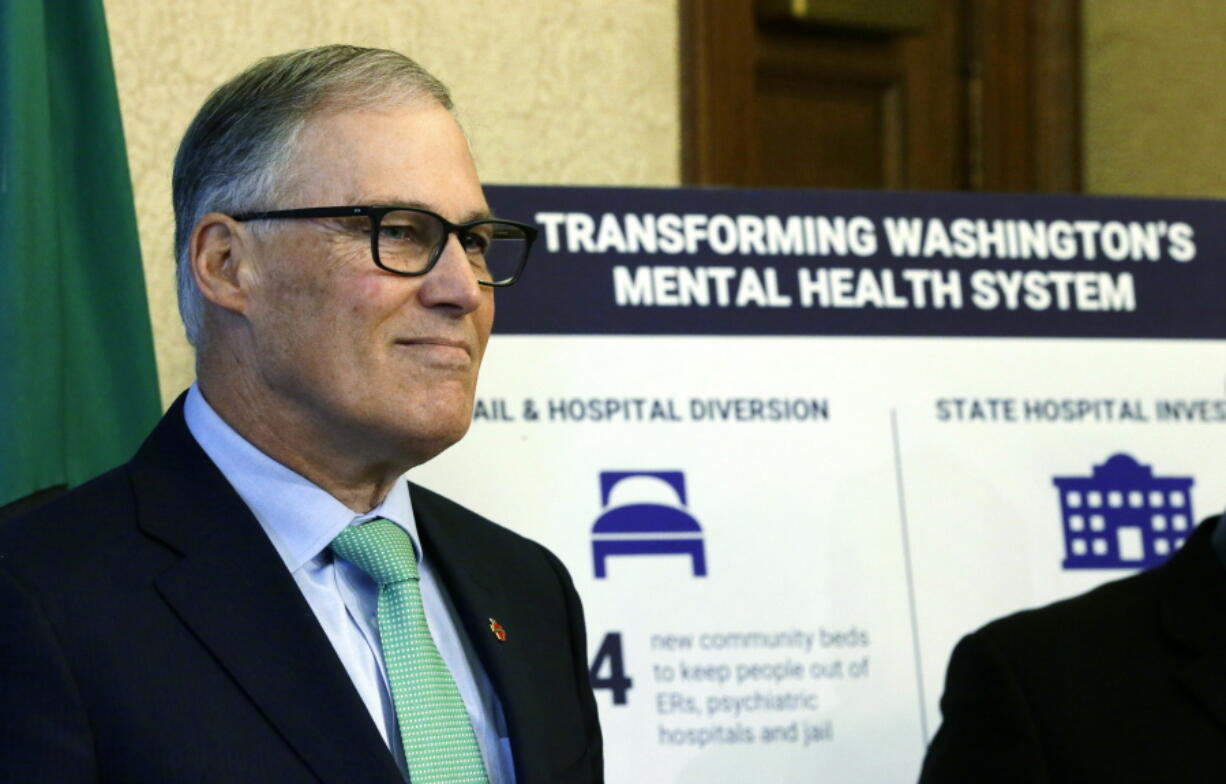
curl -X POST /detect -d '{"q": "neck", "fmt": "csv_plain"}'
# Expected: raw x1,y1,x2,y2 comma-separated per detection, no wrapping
197,360,413,514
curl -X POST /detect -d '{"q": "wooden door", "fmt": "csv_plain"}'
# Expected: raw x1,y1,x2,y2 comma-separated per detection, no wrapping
681,0,1082,192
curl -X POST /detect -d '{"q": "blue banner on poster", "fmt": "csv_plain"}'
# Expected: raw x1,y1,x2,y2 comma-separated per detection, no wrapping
484,185,1225,339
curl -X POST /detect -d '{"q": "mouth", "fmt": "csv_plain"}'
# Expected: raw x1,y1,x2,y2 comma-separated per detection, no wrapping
394,337,474,365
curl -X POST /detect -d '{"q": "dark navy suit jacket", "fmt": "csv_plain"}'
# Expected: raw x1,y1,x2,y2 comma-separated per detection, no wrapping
0,398,602,783
920,516,1226,783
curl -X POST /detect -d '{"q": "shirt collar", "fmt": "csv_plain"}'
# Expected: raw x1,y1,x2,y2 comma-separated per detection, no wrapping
182,383,423,572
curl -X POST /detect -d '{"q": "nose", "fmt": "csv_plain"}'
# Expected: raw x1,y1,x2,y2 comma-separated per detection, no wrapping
417,233,486,314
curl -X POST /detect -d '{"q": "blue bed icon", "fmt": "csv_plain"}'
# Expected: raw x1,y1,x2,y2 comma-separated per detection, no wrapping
591,471,707,578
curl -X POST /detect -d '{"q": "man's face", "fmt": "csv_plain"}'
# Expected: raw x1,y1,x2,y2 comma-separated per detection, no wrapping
239,102,494,467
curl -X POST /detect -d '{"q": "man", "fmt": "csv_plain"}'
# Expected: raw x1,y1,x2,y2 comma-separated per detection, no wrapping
0,45,602,783
919,513,1226,782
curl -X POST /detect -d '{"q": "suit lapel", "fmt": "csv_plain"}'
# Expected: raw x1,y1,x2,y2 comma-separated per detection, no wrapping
130,400,404,784
1159,516,1226,735
413,489,561,783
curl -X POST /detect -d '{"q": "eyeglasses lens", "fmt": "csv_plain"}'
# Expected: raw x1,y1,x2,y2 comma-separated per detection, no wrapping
377,209,527,284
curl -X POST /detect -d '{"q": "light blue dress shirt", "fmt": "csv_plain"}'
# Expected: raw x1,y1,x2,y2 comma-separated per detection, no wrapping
184,384,514,782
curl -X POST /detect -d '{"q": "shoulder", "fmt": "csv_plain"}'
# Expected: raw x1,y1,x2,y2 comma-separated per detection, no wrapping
0,397,204,575
974,564,1163,657
409,482,549,554
0,463,171,638
0,464,140,569
946,519,1221,708
923,518,1226,781
408,482,575,587
973,515,1219,660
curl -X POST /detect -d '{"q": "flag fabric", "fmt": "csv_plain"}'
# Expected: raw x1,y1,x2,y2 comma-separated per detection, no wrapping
0,0,161,508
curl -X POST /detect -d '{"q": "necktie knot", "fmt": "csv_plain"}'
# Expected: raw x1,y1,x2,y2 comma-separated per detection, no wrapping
330,518,419,585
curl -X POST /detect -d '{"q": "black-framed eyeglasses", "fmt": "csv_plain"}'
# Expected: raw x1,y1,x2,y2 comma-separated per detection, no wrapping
229,205,536,286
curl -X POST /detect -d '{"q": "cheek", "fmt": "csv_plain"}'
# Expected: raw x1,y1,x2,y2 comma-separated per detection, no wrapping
250,269,354,364
276,249,373,324
329,241,384,311
270,279,336,337
353,275,388,313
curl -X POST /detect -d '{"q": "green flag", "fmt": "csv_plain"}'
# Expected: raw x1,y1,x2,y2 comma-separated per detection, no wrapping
0,1,161,508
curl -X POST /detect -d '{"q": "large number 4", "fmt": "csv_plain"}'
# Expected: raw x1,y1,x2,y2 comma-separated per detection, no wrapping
589,632,633,705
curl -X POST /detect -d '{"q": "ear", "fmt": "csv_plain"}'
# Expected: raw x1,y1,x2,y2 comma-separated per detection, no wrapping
190,212,255,315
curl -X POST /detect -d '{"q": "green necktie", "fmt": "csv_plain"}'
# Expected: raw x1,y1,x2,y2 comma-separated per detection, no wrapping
331,519,489,783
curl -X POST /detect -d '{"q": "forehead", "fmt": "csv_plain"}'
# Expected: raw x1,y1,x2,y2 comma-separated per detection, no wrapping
285,102,486,218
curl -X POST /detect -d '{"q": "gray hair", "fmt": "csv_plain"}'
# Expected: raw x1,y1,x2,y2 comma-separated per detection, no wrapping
172,45,454,346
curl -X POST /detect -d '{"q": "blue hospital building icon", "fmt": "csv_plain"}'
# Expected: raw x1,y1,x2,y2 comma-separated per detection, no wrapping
1054,453,1195,570
591,471,707,578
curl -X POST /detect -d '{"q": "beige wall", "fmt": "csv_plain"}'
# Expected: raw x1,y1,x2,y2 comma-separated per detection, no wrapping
107,1,1223,405
103,0,681,408
1082,0,1226,199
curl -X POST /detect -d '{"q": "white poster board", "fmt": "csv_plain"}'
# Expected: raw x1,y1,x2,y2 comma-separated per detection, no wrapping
413,186,1226,783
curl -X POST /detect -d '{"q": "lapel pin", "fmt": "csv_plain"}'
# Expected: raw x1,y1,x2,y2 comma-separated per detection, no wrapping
488,618,507,643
